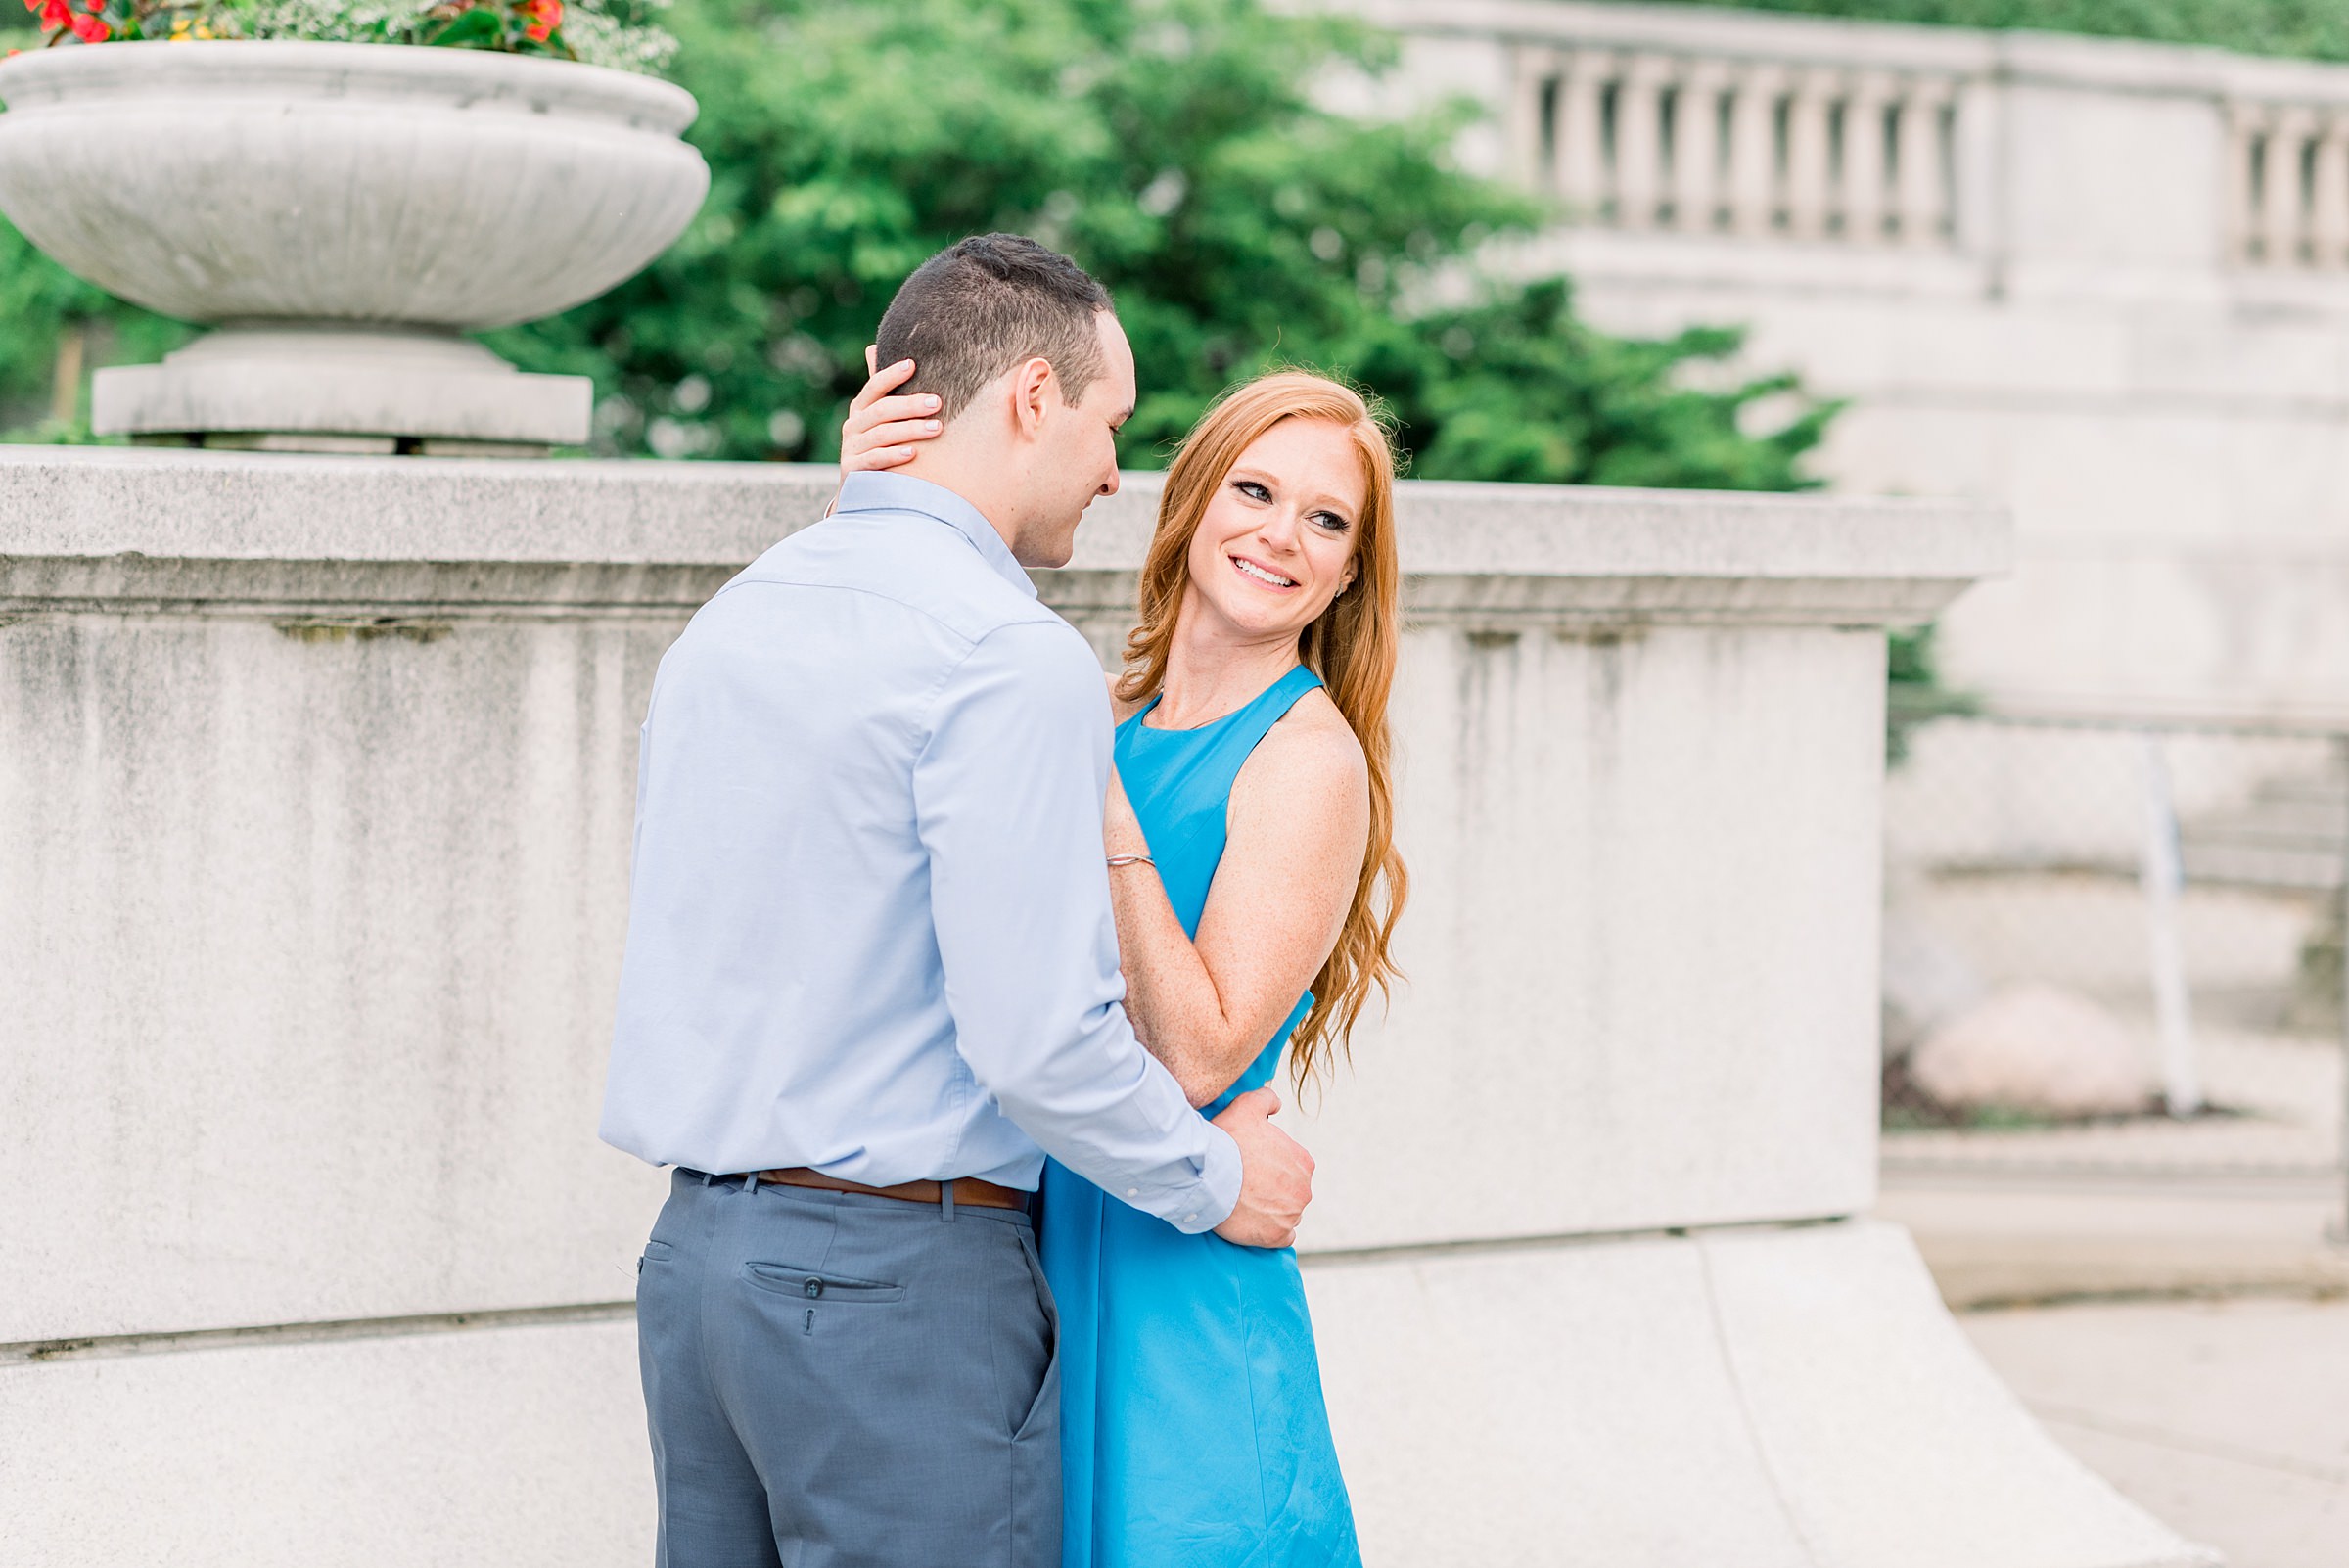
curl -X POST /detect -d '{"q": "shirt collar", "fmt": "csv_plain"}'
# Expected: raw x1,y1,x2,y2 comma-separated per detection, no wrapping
832,472,1036,600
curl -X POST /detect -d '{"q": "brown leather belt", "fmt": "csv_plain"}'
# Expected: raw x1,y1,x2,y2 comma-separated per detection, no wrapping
754,1166,1029,1211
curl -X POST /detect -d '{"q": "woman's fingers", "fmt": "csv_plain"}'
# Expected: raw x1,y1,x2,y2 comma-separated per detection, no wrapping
849,354,917,412
841,357,942,472
841,444,920,473
848,394,942,432
854,417,944,449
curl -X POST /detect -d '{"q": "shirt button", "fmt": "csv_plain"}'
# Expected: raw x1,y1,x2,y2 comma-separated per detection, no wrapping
1126,1188,1139,1198
804,1277,823,1299
1184,1213,1199,1223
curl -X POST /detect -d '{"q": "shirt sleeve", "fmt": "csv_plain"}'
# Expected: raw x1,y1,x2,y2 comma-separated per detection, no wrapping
912,619,1241,1232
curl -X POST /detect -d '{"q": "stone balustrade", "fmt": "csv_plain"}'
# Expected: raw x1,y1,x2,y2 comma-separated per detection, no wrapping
1506,42,1959,248
1350,0,2349,280
2230,98,2349,269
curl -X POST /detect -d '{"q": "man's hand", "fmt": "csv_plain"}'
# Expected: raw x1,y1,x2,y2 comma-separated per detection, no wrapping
1211,1087,1314,1248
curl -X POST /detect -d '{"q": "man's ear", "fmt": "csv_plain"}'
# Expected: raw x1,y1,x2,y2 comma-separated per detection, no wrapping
1008,355,1057,441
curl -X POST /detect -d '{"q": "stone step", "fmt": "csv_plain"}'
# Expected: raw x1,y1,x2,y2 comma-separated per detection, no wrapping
2179,766,2349,890
2179,842,2345,892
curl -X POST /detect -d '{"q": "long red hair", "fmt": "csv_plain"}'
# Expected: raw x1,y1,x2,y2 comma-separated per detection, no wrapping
1116,372,1406,1089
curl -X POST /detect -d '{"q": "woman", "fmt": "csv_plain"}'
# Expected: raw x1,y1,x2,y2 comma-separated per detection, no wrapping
841,362,1407,1568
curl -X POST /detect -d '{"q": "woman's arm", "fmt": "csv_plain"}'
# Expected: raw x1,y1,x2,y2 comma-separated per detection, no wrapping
1106,693,1370,1108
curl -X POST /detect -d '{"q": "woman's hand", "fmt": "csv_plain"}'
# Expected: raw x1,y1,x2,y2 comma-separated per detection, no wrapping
839,346,944,475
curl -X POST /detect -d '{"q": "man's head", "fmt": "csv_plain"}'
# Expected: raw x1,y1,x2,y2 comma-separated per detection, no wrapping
872,234,1135,568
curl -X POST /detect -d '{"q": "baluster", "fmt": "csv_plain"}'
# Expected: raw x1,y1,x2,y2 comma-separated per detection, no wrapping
1554,50,1611,223
1894,80,1952,248
2311,118,2349,269
1507,44,1559,192
1727,63,1785,238
1671,60,1729,234
2223,105,2265,264
2261,108,2315,265
1840,71,1895,244
1613,53,1674,231
1783,69,1837,242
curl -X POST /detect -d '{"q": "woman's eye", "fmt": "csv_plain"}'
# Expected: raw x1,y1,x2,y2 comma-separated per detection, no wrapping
1234,480,1270,502
1313,512,1351,532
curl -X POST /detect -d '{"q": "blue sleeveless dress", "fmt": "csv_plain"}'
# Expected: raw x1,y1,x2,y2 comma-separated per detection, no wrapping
1039,663,1362,1568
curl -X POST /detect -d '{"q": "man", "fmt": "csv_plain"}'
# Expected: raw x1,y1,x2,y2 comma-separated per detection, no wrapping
600,233,1315,1568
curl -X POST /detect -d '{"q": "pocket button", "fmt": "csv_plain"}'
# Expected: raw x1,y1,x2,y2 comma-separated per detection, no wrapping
804,1277,824,1299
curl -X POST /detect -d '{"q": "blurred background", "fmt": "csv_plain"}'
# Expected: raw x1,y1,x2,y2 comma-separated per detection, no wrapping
5,1,2345,1562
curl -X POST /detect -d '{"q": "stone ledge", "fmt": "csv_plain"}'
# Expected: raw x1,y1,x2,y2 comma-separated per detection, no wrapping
0,447,2008,628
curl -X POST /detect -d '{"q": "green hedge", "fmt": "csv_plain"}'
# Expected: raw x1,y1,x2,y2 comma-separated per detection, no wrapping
1653,0,2349,62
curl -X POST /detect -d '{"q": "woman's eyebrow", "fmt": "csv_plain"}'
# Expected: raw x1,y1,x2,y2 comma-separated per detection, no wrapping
1227,466,1359,518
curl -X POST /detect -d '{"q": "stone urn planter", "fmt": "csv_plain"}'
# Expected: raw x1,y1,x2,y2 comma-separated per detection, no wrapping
0,41,710,452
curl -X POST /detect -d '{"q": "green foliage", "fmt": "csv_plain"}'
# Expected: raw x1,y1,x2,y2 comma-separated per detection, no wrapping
1885,623,1977,765
1350,283,1837,488
481,0,1829,484
1651,0,2349,62
0,219,188,438
5,0,1830,489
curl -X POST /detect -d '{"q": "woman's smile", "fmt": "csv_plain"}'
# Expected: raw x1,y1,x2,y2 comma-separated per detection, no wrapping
1229,553,1299,590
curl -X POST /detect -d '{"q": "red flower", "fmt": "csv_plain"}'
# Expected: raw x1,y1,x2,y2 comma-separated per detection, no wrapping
516,0,558,39
34,0,69,28
66,7,106,36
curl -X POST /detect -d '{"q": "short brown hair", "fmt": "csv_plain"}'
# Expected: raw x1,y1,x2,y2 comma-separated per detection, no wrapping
873,234,1114,424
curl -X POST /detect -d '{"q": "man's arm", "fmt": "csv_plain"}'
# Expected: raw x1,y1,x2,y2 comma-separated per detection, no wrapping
913,620,1243,1232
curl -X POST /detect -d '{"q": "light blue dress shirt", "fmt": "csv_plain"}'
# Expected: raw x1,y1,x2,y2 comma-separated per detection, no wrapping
600,472,1239,1233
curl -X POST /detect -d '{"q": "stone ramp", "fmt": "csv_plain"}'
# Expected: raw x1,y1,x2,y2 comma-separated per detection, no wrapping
1312,1220,2214,1568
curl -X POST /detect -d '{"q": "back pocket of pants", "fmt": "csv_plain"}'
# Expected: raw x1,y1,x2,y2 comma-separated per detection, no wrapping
742,1262,906,1304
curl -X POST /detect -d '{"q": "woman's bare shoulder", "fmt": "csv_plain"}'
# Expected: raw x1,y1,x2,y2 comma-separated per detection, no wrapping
1243,685,1368,799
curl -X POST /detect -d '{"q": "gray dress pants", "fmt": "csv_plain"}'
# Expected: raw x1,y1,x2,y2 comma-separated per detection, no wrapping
635,1168,1061,1568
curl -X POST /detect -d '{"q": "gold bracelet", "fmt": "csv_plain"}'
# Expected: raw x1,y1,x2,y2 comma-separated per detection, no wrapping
1105,853,1156,869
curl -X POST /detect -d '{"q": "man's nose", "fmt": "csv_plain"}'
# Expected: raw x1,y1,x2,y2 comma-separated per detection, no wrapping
1099,467,1121,497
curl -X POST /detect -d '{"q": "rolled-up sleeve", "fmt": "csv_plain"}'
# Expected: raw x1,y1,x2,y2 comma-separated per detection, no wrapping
912,621,1240,1232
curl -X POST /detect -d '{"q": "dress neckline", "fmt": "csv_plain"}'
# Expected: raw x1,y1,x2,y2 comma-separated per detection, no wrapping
1128,664,1319,737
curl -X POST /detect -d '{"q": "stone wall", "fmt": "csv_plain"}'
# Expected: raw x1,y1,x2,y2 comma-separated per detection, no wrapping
0,448,2206,1566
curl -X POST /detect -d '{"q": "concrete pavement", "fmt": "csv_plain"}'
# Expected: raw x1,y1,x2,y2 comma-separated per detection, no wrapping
1961,1298,2349,1568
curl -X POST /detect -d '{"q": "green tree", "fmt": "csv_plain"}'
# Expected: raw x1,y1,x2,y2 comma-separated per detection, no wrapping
3,0,1829,487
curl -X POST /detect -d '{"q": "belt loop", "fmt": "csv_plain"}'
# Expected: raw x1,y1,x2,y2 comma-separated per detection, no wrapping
940,1181,955,1223
742,1172,758,1194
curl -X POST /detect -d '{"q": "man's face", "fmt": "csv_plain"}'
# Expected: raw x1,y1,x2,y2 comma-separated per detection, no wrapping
1010,310,1136,569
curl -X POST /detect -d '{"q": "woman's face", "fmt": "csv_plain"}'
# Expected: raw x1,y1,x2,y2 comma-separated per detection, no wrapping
1182,418,1366,646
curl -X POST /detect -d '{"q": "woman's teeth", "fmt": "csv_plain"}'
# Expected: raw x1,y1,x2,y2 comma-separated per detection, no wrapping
1233,558,1296,588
